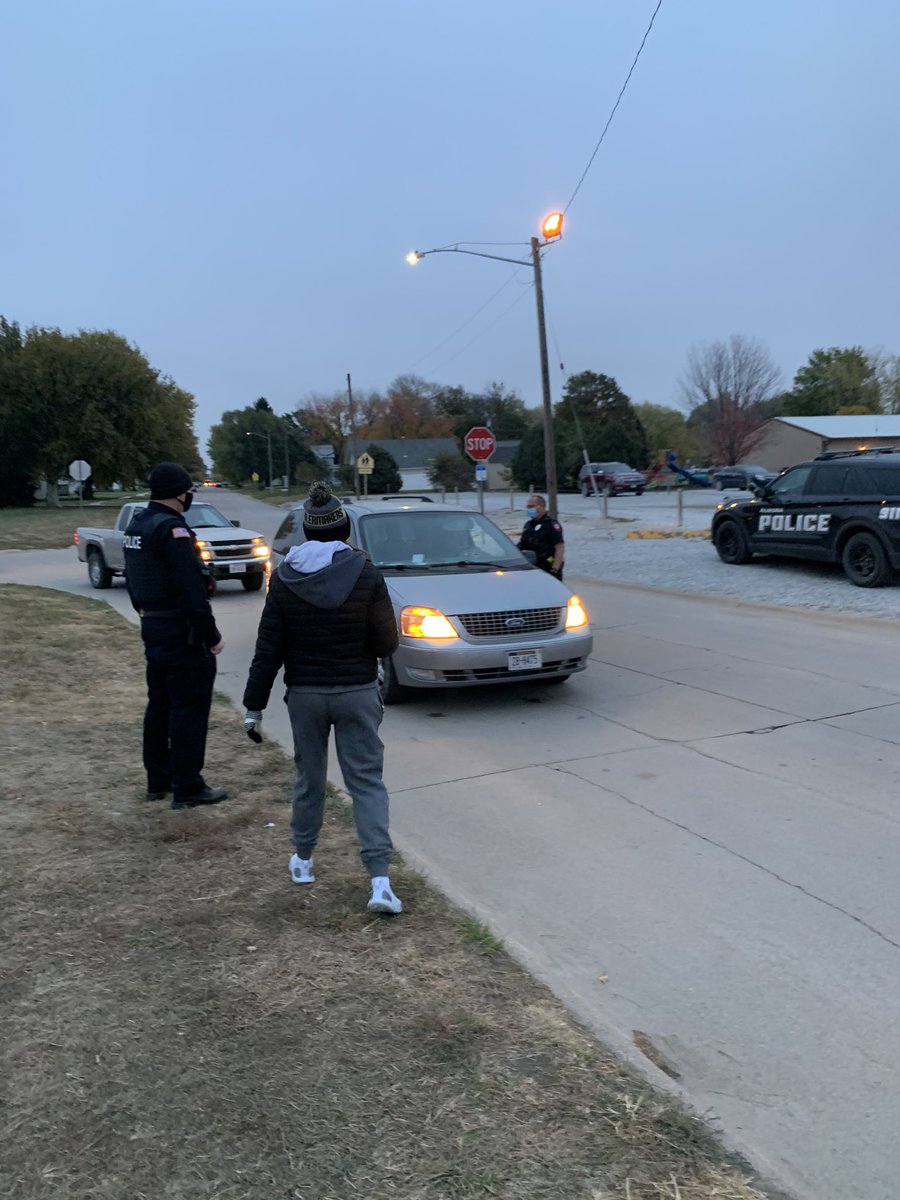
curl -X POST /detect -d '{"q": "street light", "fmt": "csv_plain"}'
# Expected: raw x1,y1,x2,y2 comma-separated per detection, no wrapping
246,430,274,489
406,212,564,516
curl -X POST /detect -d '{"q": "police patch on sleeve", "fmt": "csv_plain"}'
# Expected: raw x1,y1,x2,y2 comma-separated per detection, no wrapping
172,527,191,539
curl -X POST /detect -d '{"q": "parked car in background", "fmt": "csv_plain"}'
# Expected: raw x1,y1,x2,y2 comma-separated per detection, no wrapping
577,462,645,496
75,502,269,593
271,499,593,701
711,465,778,490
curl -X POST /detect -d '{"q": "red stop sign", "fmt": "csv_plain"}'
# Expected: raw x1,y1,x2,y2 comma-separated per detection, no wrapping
464,426,496,461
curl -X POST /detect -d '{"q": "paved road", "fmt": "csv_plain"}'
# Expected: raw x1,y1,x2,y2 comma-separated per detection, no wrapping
5,490,900,1200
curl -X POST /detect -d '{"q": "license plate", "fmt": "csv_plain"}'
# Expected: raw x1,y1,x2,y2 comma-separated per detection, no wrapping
508,650,542,672
228,562,244,574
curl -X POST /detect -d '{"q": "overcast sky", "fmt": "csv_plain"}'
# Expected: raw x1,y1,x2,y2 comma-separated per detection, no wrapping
4,1,898,460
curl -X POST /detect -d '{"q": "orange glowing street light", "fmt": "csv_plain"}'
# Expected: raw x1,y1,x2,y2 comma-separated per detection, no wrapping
541,211,563,240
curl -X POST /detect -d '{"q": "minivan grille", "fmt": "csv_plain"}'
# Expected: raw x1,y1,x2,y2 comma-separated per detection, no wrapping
457,606,564,638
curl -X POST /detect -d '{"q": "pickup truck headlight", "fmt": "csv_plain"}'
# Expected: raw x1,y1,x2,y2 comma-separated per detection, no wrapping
565,595,588,629
252,544,270,558
400,606,458,639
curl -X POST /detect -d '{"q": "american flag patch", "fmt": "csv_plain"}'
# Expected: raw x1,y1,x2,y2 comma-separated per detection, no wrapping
172,527,191,539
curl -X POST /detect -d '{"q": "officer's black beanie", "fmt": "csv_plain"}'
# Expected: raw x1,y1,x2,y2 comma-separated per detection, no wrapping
149,462,193,500
302,482,350,542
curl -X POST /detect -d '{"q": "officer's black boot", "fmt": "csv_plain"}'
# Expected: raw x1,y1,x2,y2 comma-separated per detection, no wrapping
171,786,228,810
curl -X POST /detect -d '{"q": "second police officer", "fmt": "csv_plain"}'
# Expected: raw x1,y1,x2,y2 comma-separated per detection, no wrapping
517,493,565,580
124,461,227,809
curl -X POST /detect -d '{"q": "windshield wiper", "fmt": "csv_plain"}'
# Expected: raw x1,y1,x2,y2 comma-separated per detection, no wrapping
429,560,515,569
377,562,431,570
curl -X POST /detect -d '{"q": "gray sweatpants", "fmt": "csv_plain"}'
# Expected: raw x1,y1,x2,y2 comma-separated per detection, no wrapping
285,684,393,877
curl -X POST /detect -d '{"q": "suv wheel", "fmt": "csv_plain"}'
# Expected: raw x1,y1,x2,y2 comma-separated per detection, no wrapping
842,532,894,588
713,519,753,565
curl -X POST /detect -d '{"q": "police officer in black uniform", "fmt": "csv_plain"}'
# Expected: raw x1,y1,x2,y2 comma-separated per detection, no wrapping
124,462,227,810
517,493,565,580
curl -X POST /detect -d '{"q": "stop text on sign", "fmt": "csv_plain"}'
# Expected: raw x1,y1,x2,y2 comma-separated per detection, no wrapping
464,426,496,461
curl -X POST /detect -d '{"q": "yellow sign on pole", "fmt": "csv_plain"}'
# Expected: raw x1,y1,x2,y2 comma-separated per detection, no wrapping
356,452,374,475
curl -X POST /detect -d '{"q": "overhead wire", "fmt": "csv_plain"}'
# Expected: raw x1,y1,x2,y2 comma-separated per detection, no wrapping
427,280,535,375
563,0,664,215
407,268,523,371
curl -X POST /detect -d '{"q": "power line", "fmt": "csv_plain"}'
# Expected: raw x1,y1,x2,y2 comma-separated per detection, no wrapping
427,281,534,374
407,268,524,371
564,0,664,215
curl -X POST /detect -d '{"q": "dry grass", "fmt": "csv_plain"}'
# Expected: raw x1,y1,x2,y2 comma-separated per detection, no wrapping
0,585,778,1200
0,505,117,550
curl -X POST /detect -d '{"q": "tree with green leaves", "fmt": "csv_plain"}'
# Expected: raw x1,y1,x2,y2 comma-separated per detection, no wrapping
0,319,37,506
785,346,881,416
634,403,696,463
426,452,473,491
0,317,203,506
364,444,402,493
208,399,319,485
434,381,529,444
554,371,650,474
510,423,568,491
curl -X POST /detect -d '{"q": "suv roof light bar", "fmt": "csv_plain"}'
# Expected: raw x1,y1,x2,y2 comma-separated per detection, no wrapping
814,447,896,460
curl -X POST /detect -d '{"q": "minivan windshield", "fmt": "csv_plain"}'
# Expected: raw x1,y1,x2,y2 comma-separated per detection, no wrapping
357,510,527,571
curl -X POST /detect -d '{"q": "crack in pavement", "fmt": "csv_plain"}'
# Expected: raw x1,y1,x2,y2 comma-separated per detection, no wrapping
552,764,900,953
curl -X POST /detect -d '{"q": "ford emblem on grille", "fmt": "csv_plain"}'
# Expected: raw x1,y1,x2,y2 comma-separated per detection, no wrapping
505,616,526,629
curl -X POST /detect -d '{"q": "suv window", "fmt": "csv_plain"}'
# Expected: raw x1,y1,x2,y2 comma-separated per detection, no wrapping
808,465,849,495
767,465,813,502
848,465,900,496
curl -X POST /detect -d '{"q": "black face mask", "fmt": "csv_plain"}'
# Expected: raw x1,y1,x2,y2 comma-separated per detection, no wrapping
179,492,193,513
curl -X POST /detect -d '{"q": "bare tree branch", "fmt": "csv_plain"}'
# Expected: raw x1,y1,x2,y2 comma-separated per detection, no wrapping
681,335,781,463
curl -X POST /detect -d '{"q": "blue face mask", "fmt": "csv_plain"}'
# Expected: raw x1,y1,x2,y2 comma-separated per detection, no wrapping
526,506,537,519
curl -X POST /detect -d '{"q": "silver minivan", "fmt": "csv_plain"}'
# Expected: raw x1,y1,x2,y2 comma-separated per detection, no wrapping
272,500,593,702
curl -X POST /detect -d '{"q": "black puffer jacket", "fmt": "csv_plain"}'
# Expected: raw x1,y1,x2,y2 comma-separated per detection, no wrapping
243,547,398,710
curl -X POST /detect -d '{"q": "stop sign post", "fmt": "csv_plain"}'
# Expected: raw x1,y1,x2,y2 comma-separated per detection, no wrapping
464,427,495,513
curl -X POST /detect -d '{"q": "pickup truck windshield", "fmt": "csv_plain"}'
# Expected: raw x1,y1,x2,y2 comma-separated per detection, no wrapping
188,505,234,528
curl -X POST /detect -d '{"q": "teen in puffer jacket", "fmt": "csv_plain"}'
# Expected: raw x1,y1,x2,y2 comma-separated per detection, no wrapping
242,484,402,914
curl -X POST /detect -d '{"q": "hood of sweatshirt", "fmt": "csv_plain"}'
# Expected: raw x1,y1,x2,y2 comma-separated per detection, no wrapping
278,542,366,609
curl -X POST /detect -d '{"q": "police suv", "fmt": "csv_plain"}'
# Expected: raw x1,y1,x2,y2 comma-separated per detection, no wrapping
711,449,900,587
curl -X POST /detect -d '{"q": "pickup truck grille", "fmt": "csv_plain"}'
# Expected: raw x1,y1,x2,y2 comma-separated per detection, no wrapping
457,606,564,638
210,540,254,560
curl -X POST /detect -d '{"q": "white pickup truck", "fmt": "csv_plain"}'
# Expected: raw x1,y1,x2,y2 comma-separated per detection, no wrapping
75,501,270,593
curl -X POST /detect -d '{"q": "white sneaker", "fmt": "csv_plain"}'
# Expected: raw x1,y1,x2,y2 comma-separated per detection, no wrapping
289,854,315,885
367,876,402,914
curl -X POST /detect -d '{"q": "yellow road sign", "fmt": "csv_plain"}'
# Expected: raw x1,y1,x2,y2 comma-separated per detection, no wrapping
356,452,374,474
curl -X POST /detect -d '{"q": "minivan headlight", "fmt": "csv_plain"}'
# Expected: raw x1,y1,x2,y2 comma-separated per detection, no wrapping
400,606,458,639
565,595,588,629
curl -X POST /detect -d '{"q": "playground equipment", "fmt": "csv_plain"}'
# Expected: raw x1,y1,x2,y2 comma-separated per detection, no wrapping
644,451,713,488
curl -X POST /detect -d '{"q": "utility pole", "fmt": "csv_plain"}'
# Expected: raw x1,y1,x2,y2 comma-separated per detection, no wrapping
531,236,558,518
266,430,274,490
347,373,359,498
283,418,290,492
